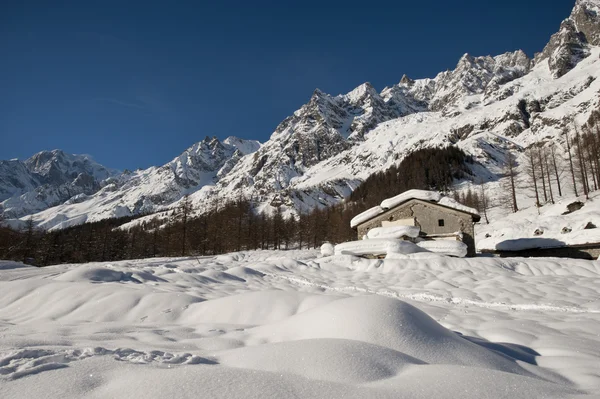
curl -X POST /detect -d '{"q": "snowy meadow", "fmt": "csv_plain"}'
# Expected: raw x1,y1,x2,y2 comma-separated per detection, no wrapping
0,251,599,398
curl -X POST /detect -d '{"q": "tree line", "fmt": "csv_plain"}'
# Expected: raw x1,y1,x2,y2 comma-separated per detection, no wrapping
0,146,480,266
0,196,360,266
349,146,475,208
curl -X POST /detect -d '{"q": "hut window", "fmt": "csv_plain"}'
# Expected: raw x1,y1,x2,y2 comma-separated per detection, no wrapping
438,219,445,227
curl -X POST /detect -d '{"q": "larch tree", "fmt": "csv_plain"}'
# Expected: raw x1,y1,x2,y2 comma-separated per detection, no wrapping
565,129,579,197
537,147,548,203
524,148,541,208
477,179,491,224
549,144,564,197
502,151,519,213
542,148,555,204
574,125,590,199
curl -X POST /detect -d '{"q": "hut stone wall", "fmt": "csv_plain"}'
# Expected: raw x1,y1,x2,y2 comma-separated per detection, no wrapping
356,199,477,257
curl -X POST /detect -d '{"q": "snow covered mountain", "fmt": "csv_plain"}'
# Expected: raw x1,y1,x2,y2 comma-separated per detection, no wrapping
205,0,600,215
1,136,260,230
0,150,119,219
2,0,600,230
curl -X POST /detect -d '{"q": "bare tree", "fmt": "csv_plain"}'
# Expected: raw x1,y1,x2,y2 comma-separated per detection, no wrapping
524,148,541,207
502,151,519,212
542,148,555,204
565,129,579,197
583,126,600,192
549,144,564,197
537,147,548,203
477,179,491,224
574,125,590,199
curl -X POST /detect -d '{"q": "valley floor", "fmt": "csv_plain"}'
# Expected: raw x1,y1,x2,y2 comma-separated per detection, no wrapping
1,250,600,398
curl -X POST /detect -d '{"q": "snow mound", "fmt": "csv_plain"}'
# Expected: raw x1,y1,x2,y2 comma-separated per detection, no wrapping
224,266,266,279
320,242,334,257
367,225,421,239
217,338,424,384
416,240,468,257
55,266,139,283
334,239,428,256
181,290,339,326
249,295,540,376
0,250,595,398
198,269,246,282
0,261,30,270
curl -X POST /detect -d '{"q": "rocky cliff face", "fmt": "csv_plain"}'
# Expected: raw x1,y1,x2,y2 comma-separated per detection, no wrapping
534,0,600,77
208,49,534,208
0,137,260,223
2,0,600,230
0,151,117,218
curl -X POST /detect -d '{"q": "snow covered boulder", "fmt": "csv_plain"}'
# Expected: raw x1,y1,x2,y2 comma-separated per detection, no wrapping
320,242,334,257
366,225,420,240
335,239,429,257
416,240,468,258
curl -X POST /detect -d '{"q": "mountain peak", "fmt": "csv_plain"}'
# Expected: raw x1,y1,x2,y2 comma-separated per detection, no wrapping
223,136,261,155
533,0,600,77
400,74,415,85
572,0,600,45
312,88,325,98
457,53,474,65
344,82,379,104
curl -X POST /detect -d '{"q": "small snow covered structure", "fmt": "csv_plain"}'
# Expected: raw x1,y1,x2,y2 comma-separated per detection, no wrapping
351,190,480,257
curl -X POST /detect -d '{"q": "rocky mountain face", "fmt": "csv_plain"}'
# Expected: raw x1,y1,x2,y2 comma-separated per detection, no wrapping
534,0,600,77
0,150,118,218
1,136,261,229
2,0,600,230
214,83,420,199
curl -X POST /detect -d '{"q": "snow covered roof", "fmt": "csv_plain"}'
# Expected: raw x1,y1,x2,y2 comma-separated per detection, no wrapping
351,189,480,228
350,206,385,228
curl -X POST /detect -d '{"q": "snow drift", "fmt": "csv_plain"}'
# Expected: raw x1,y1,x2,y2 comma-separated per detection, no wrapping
1,250,598,397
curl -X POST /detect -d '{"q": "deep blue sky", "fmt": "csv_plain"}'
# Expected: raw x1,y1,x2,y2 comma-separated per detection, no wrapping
1,0,575,170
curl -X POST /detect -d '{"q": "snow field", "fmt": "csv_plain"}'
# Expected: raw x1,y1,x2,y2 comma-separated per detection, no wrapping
1,250,600,398
478,191,600,251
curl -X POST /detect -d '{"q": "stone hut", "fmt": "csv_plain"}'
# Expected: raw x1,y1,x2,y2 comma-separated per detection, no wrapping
351,190,481,257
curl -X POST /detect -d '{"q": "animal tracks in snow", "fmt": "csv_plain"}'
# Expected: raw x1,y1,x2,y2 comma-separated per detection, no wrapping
0,347,216,380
